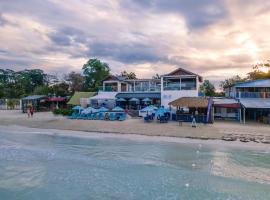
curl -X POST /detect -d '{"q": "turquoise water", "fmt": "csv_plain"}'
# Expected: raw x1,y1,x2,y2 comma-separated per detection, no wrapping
0,128,269,200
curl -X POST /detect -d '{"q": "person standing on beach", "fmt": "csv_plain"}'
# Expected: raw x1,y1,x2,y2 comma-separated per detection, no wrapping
30,107,34,117
27,106,31,118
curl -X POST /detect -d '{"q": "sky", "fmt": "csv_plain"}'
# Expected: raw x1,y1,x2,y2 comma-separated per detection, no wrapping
0,0,270,87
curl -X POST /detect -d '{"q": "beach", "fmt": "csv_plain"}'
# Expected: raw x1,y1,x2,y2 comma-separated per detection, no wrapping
0,110,270,143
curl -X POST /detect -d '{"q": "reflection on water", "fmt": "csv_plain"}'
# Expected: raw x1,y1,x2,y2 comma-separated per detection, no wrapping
0,128,269,200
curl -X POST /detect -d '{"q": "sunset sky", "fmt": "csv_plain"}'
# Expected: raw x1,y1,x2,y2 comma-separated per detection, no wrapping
0,0,269,86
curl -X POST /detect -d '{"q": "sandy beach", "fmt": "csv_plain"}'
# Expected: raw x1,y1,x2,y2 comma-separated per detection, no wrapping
0,110,270,143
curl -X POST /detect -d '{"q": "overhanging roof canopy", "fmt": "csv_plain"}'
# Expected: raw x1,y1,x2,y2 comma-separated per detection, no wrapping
234,79,270,88
240,98,270,109
116,92,161,99
169,97,209,108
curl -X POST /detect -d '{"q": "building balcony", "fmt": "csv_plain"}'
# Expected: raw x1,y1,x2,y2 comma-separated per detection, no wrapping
98,86,161,93
235,92,270,98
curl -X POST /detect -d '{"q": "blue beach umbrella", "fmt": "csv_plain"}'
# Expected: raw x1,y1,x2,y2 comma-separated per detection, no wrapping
116,98,126,102
81,107,97,114
129,98,139,102
155,107,169,115
72,105,82,110
112,106,124,112
142,97,151,102
141,105,157,112
97,107,109,112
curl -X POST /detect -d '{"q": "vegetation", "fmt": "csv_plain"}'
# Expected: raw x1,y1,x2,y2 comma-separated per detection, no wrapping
82,58,110,91
53,108,73,116
120,71,137,79
220,60,270,91
64,71,85,93
199,80,216,97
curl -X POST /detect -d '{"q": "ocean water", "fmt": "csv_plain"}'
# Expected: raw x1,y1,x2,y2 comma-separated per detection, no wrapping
0,127,269,200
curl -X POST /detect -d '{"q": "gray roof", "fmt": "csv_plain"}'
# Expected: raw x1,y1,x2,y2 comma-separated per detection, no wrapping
22,95,47,100
240,98,270,108
234,79,270,88
116,92,161,99
213,98,239,105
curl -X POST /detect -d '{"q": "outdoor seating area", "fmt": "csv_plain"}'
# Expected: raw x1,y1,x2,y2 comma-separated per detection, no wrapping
141,106,170,123
67,106,127,121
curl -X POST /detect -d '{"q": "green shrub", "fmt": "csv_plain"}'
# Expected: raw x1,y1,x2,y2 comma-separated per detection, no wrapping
53,108,73,116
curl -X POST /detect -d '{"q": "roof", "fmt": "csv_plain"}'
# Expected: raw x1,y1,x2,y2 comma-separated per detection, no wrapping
162,67,203,82
67,92,96,105
48,97,67,101
90,92,116,100
22,95,47,100
240,98,270,109
169,97,209,108
115,92,161,99
213,98,241,108
234,79,270,88
213,98,239,104
102,75,126,82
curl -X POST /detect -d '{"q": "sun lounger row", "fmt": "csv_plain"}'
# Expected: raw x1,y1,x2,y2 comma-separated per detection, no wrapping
68,112,126,121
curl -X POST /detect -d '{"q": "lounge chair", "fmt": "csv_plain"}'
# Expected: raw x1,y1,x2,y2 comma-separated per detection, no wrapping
98,112,105,120
67,112,79,119
87,113,93,120
109,112,117,121
118,113,126,121
158,115,168,123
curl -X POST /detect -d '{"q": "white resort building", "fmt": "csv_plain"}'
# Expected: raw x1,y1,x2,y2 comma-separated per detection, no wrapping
89,68,203,110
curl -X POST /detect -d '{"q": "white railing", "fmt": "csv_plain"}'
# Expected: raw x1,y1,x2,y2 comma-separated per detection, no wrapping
235,92,270,98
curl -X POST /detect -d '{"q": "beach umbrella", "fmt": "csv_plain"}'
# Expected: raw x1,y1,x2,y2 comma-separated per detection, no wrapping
72,105,82,110
155,107,169,115
129,98,139,102
142,98,151,102
97,106,109,112
116,98,126,102
140,105,157,112
112,106,124,112
81,107,97,114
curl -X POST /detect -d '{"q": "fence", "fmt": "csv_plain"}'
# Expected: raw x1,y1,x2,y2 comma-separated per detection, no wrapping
0,99,21,110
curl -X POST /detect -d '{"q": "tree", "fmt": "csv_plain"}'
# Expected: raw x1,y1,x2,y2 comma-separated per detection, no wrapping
82,58,110,91
219,75,245,91
247,60,270,80
65,71,85,93
120,70,137,79
51,82,70,96
33,85,50,95
152,73,160,79
199,80,216,96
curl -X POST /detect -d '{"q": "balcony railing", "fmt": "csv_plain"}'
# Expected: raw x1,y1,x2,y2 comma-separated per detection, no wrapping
99,86,161,92
235,92,270,98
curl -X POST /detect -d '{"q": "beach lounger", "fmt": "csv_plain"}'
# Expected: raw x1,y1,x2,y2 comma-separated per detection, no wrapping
67,112,79,119
118,113,126,121
109,112,117,121
87,113,93,120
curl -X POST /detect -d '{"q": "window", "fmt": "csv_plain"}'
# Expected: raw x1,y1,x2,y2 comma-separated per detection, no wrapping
163,77,180,90
181,78,196,90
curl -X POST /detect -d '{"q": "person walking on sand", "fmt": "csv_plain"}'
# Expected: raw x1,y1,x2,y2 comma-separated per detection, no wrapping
27,106,31,118
30,106,34,118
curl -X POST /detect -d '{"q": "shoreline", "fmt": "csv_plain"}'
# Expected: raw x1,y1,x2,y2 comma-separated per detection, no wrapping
0,110,270,146
1,124,270,151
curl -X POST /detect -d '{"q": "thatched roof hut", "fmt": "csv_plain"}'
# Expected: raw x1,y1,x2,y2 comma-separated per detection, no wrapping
169,97,209,108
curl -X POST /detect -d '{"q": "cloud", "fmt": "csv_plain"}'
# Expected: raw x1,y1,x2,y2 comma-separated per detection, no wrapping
119,0,227,29
0,0,270,88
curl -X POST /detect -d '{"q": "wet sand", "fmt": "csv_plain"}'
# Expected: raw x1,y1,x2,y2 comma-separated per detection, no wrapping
0,110,270,142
